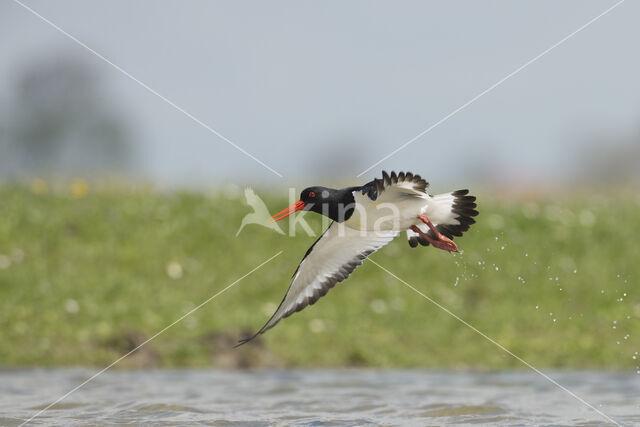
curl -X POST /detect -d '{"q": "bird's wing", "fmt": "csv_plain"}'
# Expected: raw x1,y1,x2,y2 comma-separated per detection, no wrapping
237,222,398,345
360,171,429,202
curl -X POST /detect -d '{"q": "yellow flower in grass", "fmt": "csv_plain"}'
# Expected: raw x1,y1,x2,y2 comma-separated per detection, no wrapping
71,179,89,199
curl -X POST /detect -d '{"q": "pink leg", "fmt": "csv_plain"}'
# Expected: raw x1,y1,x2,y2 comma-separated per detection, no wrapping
412,215,458,253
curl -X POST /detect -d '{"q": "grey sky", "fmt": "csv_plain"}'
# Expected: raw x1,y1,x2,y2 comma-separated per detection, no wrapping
1,0,638,188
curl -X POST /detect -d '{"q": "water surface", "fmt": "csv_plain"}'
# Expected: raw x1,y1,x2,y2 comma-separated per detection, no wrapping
0,369,637,425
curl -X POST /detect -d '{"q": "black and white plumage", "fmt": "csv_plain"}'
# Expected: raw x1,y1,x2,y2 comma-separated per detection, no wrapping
237,223,397,345
406,189,478,248
237,171,478,346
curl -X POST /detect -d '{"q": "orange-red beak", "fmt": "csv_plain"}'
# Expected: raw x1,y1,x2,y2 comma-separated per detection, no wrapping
271,200,305,222
270,200,306,223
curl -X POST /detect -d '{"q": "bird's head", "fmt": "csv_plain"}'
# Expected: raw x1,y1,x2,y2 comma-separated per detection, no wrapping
299,186,329,209
270,186,355,223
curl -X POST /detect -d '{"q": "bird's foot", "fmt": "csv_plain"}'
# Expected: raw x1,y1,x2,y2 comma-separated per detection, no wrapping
429,235,458,253
410,222,458,253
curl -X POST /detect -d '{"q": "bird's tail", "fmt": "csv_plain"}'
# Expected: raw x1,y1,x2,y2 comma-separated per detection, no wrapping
407,189,478,247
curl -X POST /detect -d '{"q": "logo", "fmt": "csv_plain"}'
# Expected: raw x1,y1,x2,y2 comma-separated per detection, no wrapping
236,188,285,236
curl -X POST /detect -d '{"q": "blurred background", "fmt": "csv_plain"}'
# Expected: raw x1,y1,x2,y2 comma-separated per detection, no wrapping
2,0,639,188
0,1,638,370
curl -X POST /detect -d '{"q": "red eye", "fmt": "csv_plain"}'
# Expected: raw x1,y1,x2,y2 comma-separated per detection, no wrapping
309,191,316,198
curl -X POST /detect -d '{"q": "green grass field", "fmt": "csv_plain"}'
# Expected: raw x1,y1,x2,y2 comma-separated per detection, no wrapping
0,184,638,369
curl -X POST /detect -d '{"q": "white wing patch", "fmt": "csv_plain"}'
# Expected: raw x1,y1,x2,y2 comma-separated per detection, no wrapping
239,222,397,344
348,171,430,231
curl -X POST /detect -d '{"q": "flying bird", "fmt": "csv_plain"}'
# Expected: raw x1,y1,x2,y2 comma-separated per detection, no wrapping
237,171,478,346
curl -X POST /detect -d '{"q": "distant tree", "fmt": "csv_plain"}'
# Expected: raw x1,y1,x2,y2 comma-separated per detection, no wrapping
1,53,134,179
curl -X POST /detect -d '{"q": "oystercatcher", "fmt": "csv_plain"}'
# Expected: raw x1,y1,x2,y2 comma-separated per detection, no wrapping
237,171,478,346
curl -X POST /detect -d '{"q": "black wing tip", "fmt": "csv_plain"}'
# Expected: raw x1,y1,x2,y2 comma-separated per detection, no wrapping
379,170,429,193
452,189,479,220
434,189,479,239
234,332,260,348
